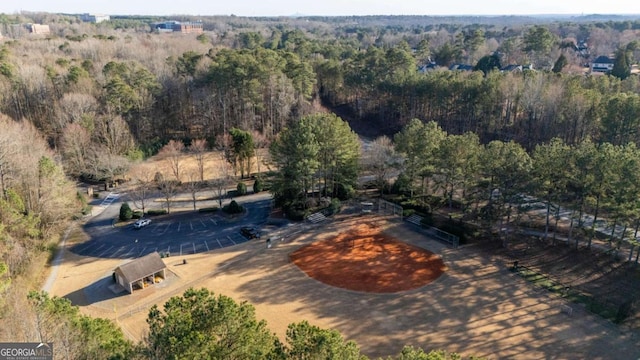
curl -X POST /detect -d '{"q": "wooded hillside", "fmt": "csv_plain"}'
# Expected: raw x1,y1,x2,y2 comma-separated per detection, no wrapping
0,11,640,358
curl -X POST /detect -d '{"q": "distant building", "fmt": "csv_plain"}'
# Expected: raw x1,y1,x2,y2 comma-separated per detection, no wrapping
449,63,474,71
501,64,522,72
576,40,590,58
151,21,203,34
500,64,534,73
81,13,110,23
591,55,615,73
26,24,50,35
418,61,439,73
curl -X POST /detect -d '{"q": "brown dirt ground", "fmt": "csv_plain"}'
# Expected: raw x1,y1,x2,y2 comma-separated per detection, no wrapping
484,236,640,326
290,222,446,293
48,214,640,359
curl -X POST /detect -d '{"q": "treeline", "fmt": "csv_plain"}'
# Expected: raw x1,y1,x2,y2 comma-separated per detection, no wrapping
383,119,640,258
0,13,639,174
0,24,319,181
15,288,483,360
318,39,640,148
0,115,78,293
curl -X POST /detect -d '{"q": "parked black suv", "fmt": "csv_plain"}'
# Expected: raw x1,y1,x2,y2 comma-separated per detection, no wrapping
240,227,261,239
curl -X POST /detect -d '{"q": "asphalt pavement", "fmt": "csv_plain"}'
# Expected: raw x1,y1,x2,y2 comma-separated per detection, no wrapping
68,192,274,259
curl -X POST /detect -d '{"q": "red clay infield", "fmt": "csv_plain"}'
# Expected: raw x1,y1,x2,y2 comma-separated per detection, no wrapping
290,222,447,293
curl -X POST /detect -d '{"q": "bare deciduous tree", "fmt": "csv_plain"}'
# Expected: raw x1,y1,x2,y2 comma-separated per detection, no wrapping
94,114,135,156
128,166,155,215
159,140,185,183
185,169,203,211
188,139,208,182
251,130,271,176
0,116,19,200
210,153,232,208
157,177,179,214
85,146,130,184
361,136,400,194
59,123,91,178
56,92,98,128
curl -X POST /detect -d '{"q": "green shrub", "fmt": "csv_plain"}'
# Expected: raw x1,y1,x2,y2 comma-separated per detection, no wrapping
261,181,271,191
119,203,133,221
335,183,355,200
285,207,307,221
81,205,93,216
328,198,341,215
391,173,412,195
77,191,92,215
147,209,168,216
399,198,433,215
196,33,208,43
237,182,247,196
125,148,144,161
403,209,415,217
223,200,244,214
198,207,219,213
253,178,263,193
132,210,143,219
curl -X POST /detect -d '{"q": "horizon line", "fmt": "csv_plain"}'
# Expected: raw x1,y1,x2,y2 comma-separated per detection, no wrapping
3,10,640,18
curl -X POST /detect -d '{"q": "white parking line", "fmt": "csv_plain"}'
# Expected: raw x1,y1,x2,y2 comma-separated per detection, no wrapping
162,224,172,235
227,235,236,245
123,247,135,258
76,242,93,254
210,218,217,226
190,222,194,231
193,243,196,253
216,238,222,247
91,243,106,254
112,246,127,257
177,222,181,232
199,219,206,227
205,241,210,251
137,247,146,257
97,245,114,258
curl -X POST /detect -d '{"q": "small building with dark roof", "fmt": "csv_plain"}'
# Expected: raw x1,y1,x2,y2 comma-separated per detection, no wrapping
591,56,615,73
449,63,474,71
114,252,166,294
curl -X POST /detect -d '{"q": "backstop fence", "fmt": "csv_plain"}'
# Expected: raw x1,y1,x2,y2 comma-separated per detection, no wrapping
378,199,403,218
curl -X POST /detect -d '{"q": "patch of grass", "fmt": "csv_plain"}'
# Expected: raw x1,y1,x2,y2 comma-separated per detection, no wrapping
517,267,565,292
515,266,619,322
198,207,218,213
65,228,90,245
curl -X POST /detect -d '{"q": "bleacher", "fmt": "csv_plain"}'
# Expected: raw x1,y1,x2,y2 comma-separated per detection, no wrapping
406,214,423,226
307,212,326,223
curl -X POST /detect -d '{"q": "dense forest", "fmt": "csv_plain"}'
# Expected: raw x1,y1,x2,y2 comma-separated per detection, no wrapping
1,12,639,158
1,10,640,358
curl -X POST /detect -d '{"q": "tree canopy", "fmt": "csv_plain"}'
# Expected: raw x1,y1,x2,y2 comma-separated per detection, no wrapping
270,113,359,212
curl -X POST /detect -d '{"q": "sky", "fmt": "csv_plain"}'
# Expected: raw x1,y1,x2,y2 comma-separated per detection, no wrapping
0,0,638,17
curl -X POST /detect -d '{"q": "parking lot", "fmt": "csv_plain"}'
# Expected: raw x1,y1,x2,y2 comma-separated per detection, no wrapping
69,197,272,259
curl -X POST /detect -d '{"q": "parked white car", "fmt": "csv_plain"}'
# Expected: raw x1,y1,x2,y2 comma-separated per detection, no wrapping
133,219,151,229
